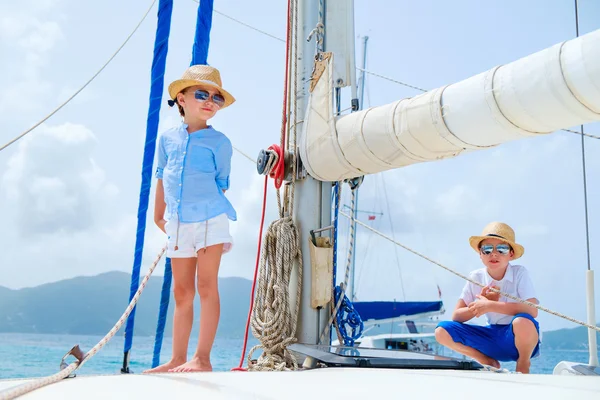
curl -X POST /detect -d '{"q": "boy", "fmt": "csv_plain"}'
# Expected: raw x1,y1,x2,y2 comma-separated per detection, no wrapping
435,222,540,373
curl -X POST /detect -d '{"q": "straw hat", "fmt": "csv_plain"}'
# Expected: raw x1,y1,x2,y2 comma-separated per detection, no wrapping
468,222,524,259
168,65,235,108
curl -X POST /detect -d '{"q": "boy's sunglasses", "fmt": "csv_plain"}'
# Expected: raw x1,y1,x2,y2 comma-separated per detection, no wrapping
193,89,225,108
480,243,511,255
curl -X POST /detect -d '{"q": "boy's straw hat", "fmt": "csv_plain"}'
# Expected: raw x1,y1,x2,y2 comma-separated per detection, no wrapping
168,65,235,108
469,222,524,259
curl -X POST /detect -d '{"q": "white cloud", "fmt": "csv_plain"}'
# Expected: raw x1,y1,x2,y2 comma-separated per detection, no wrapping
0,121,166,288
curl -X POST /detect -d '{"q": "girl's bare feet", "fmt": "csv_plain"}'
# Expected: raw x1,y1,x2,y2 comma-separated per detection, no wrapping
169,356,212,373
143,358,186,374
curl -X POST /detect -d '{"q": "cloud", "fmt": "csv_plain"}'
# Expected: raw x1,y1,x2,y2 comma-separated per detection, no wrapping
0,121,165,288
0,0,65,120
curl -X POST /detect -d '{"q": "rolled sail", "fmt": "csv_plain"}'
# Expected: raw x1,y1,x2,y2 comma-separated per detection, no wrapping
300,28,600,182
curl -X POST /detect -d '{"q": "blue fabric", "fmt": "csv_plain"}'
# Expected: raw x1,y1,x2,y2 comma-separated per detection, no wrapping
156,123,236,223
354,301,444,322
123,0,173,356
437,313,540,362
151,258,173,368
191,0,213,66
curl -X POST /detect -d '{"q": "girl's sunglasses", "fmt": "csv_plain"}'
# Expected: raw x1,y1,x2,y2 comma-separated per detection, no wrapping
193,89,225,108
480,243,511,255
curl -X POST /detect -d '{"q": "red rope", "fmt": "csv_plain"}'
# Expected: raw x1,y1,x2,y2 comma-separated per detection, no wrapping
231,176,268,372
279,0,292,151
232,0,291,372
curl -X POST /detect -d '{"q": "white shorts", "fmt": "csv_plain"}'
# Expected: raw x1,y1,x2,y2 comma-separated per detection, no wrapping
165,213,233,258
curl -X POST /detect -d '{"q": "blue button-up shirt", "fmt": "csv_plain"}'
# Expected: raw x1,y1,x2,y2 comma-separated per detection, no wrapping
155,123,237,223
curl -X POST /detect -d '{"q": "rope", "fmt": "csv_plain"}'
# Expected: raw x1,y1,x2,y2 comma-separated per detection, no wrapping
339,211,600,333
563,128,600,140
233,145,257,164
246,215,303,371
244,0,303,372
573,0,592,273
333,286,364,347
190,0,213,66
355,67,428,93
330,182,341,344
122,0,174,371
0,0,157,153
380,172,406,301
319,187,364,345
0,245,167,400
231,175,269,371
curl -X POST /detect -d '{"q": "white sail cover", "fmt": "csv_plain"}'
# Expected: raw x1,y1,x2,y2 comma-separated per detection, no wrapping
300,28,600,182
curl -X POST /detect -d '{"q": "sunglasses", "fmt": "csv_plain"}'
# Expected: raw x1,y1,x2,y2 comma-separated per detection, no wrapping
480,243,512,255
192,89,225,108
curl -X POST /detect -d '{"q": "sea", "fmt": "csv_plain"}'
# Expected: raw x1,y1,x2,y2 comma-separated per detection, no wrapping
0,333,596,379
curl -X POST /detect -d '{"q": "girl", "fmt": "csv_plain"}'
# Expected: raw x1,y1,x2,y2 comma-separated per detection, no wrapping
144,65,237,373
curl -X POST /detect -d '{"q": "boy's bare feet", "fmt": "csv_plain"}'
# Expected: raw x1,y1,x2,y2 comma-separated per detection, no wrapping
475,354,500,369
143,358,186,373
515,358,530,373
169,356,212,373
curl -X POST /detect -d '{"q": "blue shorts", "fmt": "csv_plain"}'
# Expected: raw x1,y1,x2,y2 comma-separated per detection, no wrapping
436,313,540,362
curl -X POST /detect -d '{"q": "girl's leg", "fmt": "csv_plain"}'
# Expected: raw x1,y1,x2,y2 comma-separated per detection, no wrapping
143,257,197,373
170,244,224,372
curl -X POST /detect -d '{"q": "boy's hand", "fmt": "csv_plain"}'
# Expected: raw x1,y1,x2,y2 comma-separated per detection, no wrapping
480,284,501,302
467,295,493,317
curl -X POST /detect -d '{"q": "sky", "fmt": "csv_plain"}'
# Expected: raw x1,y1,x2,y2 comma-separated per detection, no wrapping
0,0,599,333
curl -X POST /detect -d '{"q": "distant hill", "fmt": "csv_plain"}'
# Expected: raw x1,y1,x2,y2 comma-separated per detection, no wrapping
0,271,252,338
1,273,598,350
540,323,600,350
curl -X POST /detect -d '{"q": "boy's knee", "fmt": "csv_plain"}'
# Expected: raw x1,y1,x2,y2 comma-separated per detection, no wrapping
512,317,538,341
435,327,451,343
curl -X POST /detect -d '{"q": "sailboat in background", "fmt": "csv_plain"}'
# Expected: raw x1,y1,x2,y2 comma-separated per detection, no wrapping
1,0,600,398
329,36,448,354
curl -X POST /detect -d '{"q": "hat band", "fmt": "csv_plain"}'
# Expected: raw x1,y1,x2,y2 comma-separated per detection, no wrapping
486,233,508,240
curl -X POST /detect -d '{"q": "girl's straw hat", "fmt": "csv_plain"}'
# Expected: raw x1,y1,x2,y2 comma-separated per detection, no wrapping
168,65,235,108
468,222,524,259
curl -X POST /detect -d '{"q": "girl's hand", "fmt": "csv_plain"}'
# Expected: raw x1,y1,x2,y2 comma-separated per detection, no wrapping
156,219,167,233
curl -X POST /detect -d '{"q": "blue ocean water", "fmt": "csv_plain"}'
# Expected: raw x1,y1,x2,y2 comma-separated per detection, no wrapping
0,333,596,379
0,333,260,379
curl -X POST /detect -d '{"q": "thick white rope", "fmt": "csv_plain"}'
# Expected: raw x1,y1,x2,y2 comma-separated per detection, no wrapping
247,216,302,371
0,0,157,153
0,245,167,400
340,211,600,333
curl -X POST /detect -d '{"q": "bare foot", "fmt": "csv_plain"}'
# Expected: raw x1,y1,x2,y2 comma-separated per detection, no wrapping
475,355,500,369
169,357,212,372
516,358,530,374
143,358,186,374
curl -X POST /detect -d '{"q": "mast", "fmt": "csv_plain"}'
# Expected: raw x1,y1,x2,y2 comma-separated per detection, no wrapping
292,0,329,345
348,35,369,302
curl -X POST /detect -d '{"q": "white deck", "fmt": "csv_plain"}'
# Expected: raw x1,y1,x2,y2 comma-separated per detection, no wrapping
1,368,600,399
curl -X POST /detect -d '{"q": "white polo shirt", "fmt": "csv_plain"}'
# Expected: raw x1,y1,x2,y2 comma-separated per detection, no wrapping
459,263,538,325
